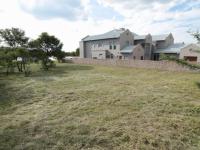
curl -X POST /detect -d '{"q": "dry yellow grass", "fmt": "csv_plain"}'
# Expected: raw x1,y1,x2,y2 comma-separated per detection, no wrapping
0,63,200,150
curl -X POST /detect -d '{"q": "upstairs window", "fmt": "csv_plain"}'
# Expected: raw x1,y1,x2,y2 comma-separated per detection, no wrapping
114,45,116,50
98,43,102,47
110,45,112,50
126,41,129,46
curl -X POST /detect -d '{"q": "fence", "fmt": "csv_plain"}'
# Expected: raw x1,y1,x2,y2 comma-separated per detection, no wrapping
71,58,196,72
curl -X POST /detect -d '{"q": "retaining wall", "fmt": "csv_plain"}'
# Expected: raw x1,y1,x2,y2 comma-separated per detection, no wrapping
72,58,196,72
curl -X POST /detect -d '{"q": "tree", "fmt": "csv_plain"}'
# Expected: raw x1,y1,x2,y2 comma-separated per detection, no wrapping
0,48,17,75
0,28,29,48
65,48,80,56
52,50,66,62
29,32,63,70
189,30,200,53
0,28,29,74
191,31,200,43
75,48,80,56
16,48,31,75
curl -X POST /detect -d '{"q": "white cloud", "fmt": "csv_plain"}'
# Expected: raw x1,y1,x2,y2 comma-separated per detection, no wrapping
0,0,199,51
98,0,200,42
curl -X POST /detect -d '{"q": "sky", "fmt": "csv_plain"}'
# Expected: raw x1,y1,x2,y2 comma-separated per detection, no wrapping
0,0,200,51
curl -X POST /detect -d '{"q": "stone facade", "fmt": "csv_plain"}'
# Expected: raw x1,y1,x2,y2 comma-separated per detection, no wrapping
121,44,145,60
80,28,177,61
180,44,200,63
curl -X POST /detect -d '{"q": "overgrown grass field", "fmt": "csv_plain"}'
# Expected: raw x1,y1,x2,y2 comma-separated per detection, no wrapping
0,63,200,150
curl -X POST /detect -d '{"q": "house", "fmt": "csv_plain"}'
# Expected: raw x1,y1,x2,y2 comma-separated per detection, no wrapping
80,28,135,60
153,43,186,60
179,44,200,63
79,28,198,62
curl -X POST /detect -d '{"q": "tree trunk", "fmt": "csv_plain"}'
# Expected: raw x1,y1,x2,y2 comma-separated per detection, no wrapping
16,62,21,72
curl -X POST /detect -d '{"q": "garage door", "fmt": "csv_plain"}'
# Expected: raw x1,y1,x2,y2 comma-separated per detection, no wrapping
184,56,197,62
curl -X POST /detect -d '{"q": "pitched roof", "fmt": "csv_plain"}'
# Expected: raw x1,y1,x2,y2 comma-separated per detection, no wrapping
82,29,125,41
154,43,186,54
186,43,200,48
182,43,200,52
120,45,137,53
152,34,169,41
134,35,147,40
132,32,138,36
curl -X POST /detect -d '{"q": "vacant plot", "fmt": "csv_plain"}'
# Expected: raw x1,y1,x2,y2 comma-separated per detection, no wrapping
0,63,200,150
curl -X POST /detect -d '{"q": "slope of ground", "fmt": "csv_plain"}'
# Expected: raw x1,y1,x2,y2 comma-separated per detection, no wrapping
0,63,200,150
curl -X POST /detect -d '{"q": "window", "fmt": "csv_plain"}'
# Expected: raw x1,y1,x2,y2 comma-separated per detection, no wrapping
110,45,112,50
133,56,136,59
99,54,102,56
126,41,129,46
98,43,102,47
114,45,116,50
141,56,144,60
110,54,114,59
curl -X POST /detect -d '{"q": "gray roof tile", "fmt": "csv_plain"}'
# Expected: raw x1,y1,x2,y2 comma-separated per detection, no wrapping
82,29,125,41
134,35,147,40
121,45,137,53
152,34,169,41
154,43,186,54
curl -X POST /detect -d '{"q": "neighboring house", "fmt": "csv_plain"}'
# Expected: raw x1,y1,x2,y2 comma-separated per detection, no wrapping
180,44,200,63
79,28,199,62
153,43,185,60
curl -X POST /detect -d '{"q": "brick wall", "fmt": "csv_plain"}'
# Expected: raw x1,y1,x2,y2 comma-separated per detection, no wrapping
71,58,197,72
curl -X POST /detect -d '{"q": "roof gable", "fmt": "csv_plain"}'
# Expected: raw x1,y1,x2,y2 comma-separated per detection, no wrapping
134,35,147,40
152,34,170,41
120,44,142,53
154,43,186,54
181,43,200,52
83,29,126,41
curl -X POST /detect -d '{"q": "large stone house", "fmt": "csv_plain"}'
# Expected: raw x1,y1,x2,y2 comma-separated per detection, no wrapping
80,28,200,63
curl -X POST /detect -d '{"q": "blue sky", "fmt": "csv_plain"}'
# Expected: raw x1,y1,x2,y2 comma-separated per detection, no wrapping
0,0,200,51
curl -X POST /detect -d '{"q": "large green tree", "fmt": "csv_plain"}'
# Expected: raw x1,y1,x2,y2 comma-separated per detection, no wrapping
0,28,29,48
0,28,30,74
29,32,63,70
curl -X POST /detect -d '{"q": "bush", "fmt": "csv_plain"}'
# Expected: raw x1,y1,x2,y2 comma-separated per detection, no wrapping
41,59,56,70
